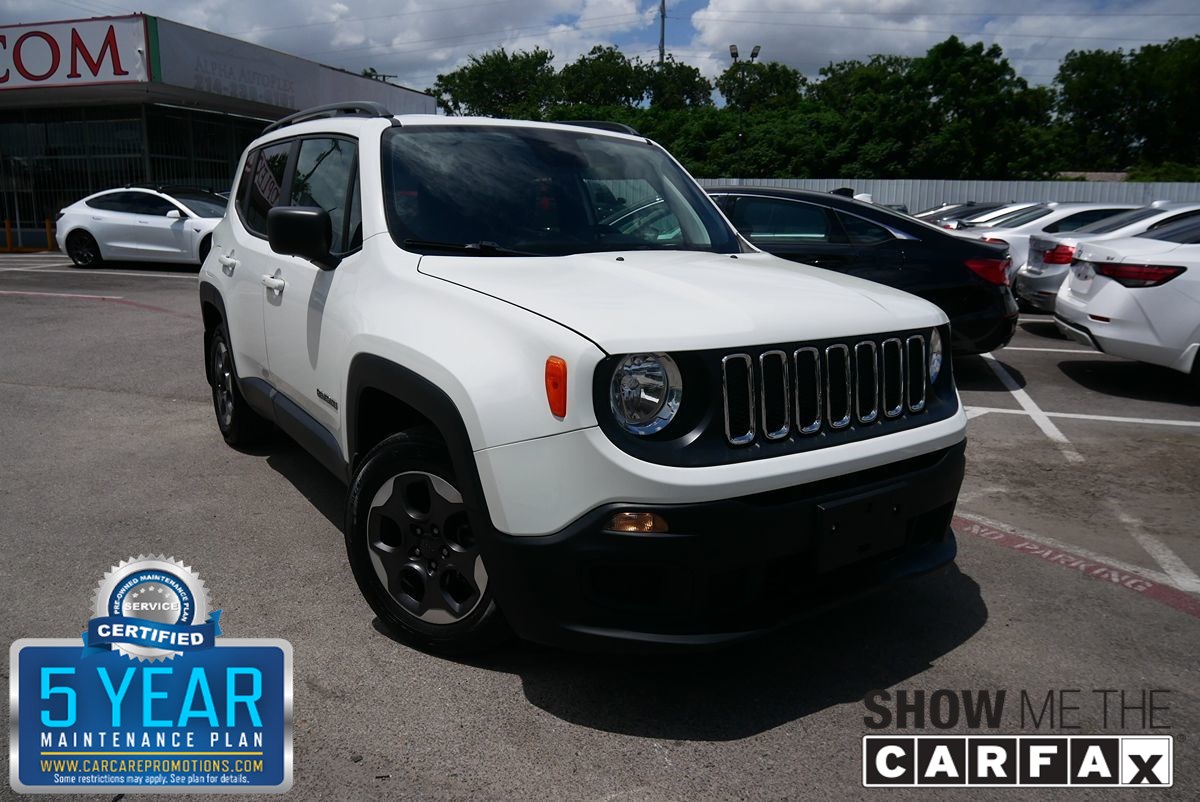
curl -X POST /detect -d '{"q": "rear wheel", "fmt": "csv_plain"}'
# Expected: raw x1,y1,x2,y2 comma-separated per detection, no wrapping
345,432,510,654
208,323,271,446
65,230,102,267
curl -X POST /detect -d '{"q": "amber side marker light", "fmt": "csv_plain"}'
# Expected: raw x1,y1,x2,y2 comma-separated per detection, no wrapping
606,512,669,533
545,356,568,418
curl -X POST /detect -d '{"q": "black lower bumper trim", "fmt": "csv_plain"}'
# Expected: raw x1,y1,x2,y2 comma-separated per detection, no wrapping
479,440,966,651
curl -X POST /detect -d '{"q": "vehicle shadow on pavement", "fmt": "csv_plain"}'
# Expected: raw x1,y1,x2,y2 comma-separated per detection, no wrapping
953,355,1027,392
1057,360,1199,407
263,436,989,742
265,440,347,528
463,566,987,741
1019,319,1066,339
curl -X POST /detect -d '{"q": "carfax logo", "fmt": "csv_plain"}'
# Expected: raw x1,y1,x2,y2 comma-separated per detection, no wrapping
9,555,292,794
860,689,1172,788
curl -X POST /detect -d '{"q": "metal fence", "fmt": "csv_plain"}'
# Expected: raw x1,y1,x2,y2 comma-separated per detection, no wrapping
694,178,1200,214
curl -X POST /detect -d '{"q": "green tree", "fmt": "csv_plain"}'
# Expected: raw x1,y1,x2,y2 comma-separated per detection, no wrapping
430,47,559,118
1127,37,1200,166
559,46,650,108
715,60,805,112
905,37,1060,178
1055,48,1134,169
648,55,713,110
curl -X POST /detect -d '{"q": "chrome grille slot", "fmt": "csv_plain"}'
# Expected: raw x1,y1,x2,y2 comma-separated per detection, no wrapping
881,338,904,418
825,344,852,429
758,350,790,440
905,335,927,412
854,341,879,424
722,354,756,445
794,347,822,434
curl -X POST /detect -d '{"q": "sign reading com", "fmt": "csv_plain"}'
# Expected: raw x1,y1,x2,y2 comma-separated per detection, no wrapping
10,556,292,794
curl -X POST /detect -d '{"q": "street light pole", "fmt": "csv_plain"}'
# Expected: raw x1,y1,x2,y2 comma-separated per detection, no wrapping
729,44,761,161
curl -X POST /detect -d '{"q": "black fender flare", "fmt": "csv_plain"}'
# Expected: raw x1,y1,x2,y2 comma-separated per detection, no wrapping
345,353,492,527
198,281,229,386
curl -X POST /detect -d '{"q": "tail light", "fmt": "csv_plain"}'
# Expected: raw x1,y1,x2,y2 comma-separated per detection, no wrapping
966,257,1011,286
1094,263,1185,288
1042,244,1075,265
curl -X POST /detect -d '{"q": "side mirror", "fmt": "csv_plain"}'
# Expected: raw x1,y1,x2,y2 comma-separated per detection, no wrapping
166,209,182,219
267,206,340,270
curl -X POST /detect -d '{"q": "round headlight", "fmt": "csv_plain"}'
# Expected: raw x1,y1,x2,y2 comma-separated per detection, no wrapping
929,329,944,384
610,353,682,435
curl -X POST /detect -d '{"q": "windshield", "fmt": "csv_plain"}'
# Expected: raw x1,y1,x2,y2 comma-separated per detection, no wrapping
381,126,740,256
172,191,227,218
983,205,1052,229
1074,207,1162,234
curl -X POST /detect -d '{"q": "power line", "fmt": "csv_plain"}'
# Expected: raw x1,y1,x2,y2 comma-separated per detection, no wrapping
677,15,1181,44
307,12,649,59
227,0,516,37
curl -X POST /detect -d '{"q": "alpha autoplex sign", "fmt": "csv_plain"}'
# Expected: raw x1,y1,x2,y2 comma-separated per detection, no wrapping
0,16,148,90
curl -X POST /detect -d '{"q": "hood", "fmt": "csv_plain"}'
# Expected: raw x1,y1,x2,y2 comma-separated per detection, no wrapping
418,250,945,354
1077,237,1187,264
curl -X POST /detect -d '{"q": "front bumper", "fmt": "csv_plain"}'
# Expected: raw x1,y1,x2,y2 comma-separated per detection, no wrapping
480,440,965,651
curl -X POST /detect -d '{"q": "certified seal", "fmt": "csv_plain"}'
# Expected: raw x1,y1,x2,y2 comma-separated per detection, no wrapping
86,555,221,661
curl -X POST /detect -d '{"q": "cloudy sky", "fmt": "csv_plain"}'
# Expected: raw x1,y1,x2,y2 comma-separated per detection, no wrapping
5,0,1199,92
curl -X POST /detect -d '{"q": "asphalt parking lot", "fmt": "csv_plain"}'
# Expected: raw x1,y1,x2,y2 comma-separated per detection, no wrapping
1,252,1198,800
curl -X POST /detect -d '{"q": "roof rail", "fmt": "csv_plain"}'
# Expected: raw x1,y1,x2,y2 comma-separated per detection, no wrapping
122,183,221,195
555,120,641,136
263,101,393,134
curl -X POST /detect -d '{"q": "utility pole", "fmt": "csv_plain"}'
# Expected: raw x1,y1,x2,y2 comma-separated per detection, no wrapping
658,0,666,66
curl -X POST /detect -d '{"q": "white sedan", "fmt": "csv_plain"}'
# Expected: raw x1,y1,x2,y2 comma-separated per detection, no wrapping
1055,221,1200,381
55,186,226,267
954,202,1137,282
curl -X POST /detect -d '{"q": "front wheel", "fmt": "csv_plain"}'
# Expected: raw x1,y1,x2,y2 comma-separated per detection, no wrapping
345,433,510,654
208,323,271,446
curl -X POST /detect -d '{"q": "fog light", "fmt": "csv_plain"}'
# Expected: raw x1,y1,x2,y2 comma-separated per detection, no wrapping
606,512,669,533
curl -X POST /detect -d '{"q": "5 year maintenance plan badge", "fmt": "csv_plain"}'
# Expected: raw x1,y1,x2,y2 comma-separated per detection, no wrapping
9,555,293,794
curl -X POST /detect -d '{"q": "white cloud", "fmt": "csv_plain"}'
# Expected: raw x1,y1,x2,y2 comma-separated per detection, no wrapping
4,0,1196,91
685,0,1200,85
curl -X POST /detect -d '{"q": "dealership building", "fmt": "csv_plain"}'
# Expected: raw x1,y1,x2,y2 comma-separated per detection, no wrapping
0,14,435,248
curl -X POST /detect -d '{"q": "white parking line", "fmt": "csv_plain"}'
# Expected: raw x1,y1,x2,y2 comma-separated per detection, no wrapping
0,267,196,280
1018,317,1053,324
0,290,123,301
980,353,1086,463
1108,502,1200,594
965,406,1200,428
1001,346,1095,354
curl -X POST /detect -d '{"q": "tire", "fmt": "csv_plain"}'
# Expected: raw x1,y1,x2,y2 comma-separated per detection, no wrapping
198,235,212,266
345,432,511,654
208,323,271,446
65,230,102,267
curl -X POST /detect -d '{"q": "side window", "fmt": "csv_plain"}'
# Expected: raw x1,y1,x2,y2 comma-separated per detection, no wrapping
234,148,257,213
242,141,292,237
85,193,128,212
1044,209,1126,233
730,197,832,244
835,212,893,245
289,138,359,254
124,193,178,216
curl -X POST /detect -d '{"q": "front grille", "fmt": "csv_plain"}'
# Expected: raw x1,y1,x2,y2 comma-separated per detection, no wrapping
721,333,929,446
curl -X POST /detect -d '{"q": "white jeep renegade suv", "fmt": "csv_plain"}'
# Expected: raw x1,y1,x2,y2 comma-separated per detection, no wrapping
199,102,967,653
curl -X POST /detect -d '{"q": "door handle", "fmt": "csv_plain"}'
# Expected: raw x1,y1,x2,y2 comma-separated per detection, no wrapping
261,274,286,294
217,253,238,276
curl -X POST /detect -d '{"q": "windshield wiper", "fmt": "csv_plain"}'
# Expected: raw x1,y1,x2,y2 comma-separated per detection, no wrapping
403,239,541,256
